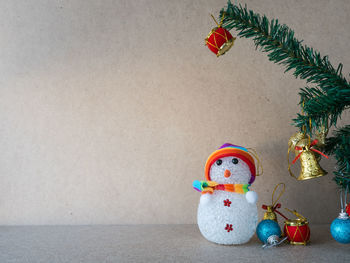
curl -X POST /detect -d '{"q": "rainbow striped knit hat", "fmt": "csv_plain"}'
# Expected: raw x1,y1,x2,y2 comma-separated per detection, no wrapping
205,143,257,184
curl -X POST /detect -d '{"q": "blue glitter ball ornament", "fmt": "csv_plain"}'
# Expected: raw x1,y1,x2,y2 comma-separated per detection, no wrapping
256,219,281,244
330,212,350,244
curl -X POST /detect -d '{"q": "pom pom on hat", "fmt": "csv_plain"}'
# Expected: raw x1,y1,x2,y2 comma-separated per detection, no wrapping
205,143,257,184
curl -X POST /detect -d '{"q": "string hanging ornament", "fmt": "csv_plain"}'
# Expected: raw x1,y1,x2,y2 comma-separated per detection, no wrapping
205,13,236,57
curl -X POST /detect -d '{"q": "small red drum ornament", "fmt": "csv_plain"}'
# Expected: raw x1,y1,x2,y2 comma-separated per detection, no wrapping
346,203,350,216
284,209,310,245
205,27,236,57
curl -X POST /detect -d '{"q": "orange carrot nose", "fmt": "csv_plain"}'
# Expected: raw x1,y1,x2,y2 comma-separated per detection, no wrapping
224,169,231,178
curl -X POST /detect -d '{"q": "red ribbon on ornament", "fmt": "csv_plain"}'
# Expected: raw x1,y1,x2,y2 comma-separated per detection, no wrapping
292,139,329,164
262,203,290,220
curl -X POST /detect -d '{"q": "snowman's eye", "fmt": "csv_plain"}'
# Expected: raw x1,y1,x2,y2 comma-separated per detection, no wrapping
232,158,239,164
216,159,222,166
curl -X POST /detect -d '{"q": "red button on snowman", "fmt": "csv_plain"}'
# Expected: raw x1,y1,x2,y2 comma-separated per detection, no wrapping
193,143,261,245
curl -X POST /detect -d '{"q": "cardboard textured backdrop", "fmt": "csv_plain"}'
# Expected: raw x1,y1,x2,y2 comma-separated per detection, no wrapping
0,0,349,225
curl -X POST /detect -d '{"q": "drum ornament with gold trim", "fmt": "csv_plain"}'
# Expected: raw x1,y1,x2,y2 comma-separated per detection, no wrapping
205,13,236,57
283,210,310,245
205,27,235,57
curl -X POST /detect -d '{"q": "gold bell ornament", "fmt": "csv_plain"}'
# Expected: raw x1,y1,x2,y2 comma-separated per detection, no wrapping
288,132,306,151
288,134,329,181
314,121,329,161
315,122,328,149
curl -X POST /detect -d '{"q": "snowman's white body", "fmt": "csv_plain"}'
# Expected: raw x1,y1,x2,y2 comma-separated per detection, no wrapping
197,156,258,245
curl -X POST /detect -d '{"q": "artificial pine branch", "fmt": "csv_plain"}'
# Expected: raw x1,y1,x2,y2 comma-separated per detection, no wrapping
219,2,350,92
217,1,350,189
325,125,350,188
294,86,350,132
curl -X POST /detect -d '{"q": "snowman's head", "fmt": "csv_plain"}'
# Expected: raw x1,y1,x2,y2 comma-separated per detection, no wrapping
209,156,251,184
205,143,256,184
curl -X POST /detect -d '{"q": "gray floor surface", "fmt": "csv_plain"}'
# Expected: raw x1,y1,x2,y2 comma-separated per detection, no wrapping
0,224,349,263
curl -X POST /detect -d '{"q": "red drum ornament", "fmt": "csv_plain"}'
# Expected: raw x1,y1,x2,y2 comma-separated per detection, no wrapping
205,27,235,57
283,209,310,245
205,14,236,57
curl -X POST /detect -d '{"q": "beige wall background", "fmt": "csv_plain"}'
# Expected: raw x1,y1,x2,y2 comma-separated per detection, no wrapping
0,0,349,225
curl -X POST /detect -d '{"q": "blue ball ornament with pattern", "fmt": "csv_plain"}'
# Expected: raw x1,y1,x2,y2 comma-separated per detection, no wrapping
330,217,350,244
256,219,281,244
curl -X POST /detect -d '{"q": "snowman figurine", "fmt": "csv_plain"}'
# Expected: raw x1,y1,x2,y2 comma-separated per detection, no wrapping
193,143,259,245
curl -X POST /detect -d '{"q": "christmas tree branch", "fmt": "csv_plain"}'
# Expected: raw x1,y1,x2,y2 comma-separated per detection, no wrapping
217,1,350,188
220,2,350,94
293,85,350,133
325,125,350,188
